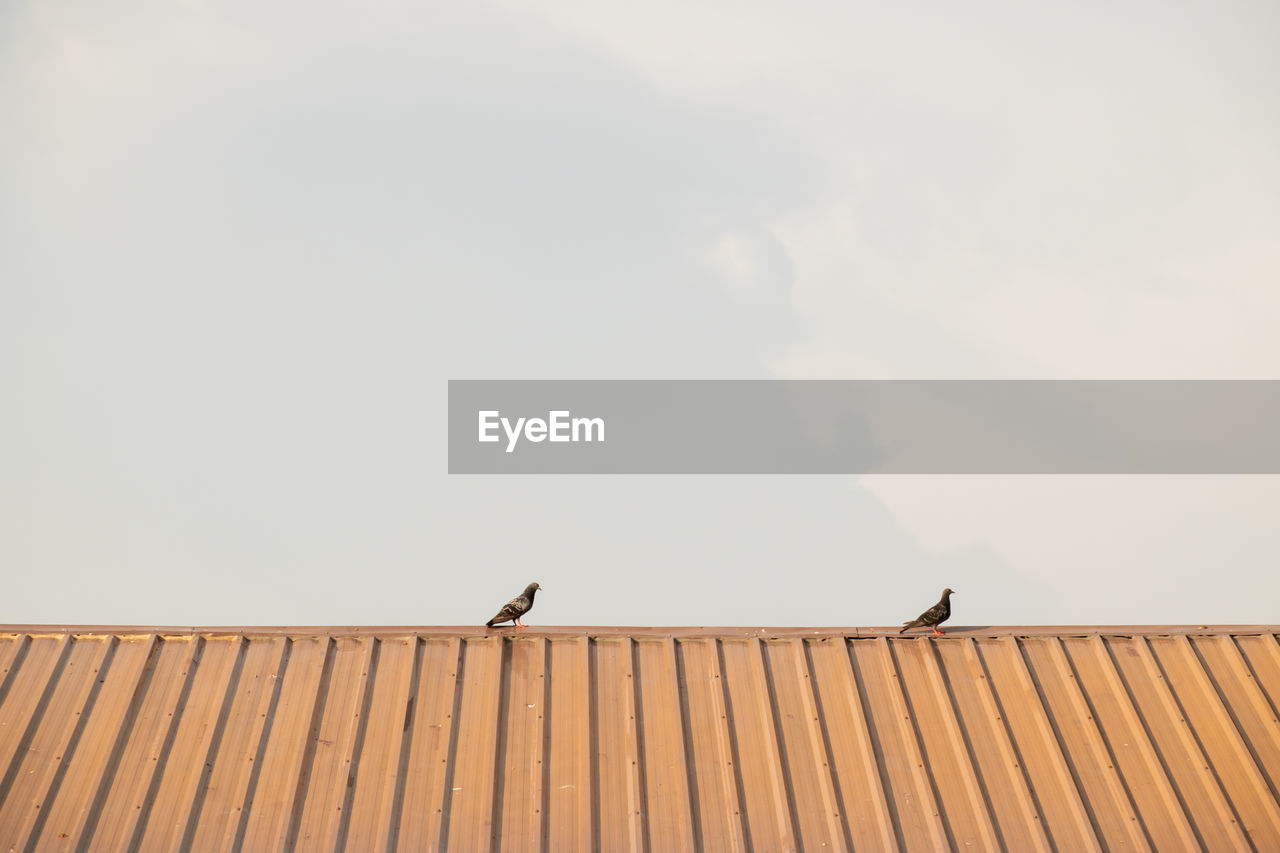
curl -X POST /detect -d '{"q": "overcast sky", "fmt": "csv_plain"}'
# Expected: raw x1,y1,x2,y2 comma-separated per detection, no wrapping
3,0,1278,627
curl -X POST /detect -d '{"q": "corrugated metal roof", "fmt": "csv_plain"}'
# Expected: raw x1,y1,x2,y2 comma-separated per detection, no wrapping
1,625,1278,851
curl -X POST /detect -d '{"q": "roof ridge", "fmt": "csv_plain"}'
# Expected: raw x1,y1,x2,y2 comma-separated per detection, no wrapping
1,624,1276,638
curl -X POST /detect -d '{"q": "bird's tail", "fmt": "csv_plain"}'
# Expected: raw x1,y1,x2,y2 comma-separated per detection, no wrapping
485,619,496,628
899,621,917,633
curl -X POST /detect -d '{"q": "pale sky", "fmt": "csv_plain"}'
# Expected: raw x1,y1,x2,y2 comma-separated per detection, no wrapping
3,1,1278,627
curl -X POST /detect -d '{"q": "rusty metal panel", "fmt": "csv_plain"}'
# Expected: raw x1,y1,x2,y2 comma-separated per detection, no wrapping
84,634,199,852
544,635,591,851
805,637,898,851
394,636,461,850
237,635,331,852
31,635,155,853
444,636,502,852
674,637,746,851
291,635,375,850
1014,636,1148,851
343,636,418,851
186,635,289,852
592,637,643,851
0,634,28,692
760,638,847,851
931,639,1054,852
975,637,1103,851
1149,635,1280,850
718,637,797,851
0,626,1278,851
849,637,952,851
1062,634,1204,850
493,636,546,852
632,638,695,853
0,635,109,851
891,637,1002,850
1191,635,1280,804
0,635,71,782
136,635,244,851
1104,635,1252,850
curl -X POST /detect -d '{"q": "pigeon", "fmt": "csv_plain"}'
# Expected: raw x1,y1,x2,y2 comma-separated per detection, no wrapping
485,582,542,628
900,588,955,636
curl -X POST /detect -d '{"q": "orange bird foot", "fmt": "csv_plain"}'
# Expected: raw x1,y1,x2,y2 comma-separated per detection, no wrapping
932,628,944,636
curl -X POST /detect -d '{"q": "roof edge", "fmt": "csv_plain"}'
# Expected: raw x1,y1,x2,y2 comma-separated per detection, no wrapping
0,624,1275,638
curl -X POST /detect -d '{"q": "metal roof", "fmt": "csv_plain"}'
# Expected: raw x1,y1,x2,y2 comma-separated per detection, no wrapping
1,625,1278,851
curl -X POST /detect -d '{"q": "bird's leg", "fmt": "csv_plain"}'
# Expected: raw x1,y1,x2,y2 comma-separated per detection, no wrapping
516,619,526,629
932,627,944,636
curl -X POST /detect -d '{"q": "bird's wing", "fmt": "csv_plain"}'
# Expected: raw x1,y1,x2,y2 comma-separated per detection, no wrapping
490,595,530,623
919,602,947,624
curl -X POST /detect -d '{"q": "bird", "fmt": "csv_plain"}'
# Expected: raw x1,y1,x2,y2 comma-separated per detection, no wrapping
485,582,542,628
900,588,955,636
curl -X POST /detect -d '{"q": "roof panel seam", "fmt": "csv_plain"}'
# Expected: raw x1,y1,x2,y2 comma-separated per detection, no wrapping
962,637,1056,851
1134,636,1257,851
334,636,385,851
284,635,338,851
922,639,1003,851
22,636,116,853
126,635,206,853
714,638,754,851
1090,635,1205,851
1045,636,1153,852
800,639,858,853
0,634,73,819
879,636,952,852
178,635,250,852
1001,636,1104,852
756,639,804,849
385,636,425,851
231,635,294,851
